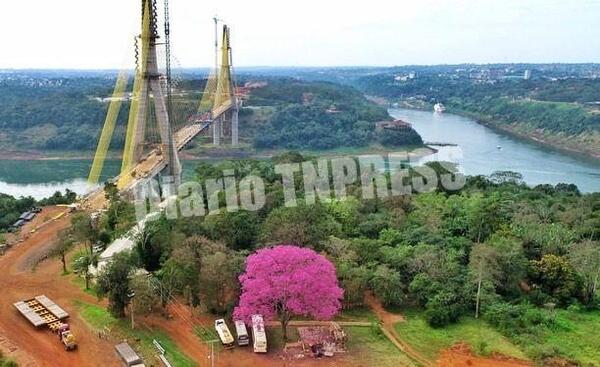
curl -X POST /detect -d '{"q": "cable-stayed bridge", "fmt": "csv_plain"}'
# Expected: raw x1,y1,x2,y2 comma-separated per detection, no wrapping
84,0,240,209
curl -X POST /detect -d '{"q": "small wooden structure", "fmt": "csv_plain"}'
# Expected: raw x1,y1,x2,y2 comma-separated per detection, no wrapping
115,342,144,367
297,322,348,358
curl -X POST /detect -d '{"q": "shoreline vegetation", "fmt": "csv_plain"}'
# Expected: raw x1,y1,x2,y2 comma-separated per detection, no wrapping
389,98,600,163
451,107,600,162
356,67,600,164
0,144,436,162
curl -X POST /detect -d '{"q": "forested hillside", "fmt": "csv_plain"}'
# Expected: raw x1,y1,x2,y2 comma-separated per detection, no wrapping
355,71,600,158
87,153,600,365
243,78,422,149
0,73,422,154
0,76,117,150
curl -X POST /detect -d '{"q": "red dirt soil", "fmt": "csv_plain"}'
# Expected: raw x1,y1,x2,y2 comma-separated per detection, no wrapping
365,293,533,367
436,343,532,367
140,302,372,367
0,207,121,367
0,206,534,367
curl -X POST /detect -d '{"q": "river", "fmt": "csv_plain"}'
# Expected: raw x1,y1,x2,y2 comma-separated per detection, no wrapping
0,159,200,200
390,108,600,193
1,109,599,199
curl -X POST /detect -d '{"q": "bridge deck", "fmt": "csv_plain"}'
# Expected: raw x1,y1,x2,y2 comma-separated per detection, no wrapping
83,123,210,211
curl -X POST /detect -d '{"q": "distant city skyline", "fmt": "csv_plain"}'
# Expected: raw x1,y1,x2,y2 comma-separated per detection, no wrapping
2,0,600,69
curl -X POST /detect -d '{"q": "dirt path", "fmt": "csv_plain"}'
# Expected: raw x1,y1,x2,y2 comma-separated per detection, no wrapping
365,293,533,367
437,343,532,367
364,292,433,367
0,207,121,367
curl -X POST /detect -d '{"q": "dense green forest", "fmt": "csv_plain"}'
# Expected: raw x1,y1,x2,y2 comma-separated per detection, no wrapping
0,77,117,150
0,190,76,231
83,152,600,365
0,74,422,153
243,78,422,149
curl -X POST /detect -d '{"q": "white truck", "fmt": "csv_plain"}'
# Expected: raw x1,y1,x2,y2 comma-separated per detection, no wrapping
214,319,235,349
251,314,267,353
234,320,250,346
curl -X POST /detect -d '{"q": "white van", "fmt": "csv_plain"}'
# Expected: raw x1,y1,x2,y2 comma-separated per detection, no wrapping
234,320,250,346
251,314,267,353
214,319,235,349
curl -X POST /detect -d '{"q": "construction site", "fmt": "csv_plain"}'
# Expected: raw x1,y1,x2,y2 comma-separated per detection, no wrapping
0,1,556,367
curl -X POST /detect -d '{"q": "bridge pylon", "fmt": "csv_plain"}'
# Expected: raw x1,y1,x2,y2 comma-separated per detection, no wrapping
197,24,240,147
88,0,181,191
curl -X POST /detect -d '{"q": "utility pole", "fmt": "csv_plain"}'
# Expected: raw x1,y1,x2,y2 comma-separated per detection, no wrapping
128,290,136,329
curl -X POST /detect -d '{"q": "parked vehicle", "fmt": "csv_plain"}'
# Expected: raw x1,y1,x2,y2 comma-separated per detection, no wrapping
251,314,267,353
58,323,77,351
215,319,235,349
92,243,105,254
14,295,77,352
234,320,249,346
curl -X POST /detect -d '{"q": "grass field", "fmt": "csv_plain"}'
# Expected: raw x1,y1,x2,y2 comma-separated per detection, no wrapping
266,325,418,367
394,309,527,361
525,309,600,365
336,307,378,322
346,326,419,367
76,301,197,367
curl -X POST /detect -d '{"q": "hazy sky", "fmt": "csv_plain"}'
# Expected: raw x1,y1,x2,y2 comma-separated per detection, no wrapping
2,0,600,69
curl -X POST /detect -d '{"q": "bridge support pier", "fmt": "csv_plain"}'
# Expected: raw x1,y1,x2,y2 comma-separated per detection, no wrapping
231,106,239,145
212,116,221,146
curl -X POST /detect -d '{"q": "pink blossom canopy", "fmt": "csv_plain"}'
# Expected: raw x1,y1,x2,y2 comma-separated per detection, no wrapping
233,245,344,323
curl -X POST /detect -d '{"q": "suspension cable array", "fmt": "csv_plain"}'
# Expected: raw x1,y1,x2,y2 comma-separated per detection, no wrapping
88,0,239,190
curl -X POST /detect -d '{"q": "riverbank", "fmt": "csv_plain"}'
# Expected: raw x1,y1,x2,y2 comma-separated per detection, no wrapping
449,108,600,162
0,143,435,162
389,107,600,193
382,97,600,163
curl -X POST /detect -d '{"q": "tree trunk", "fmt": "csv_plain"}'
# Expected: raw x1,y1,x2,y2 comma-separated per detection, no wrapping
281,309,290,341
61,253,67,274
84,273,90,290
282,319,288,341
475,277,482,319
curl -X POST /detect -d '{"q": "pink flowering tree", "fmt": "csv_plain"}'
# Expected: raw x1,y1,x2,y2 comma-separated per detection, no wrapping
233,245,344,340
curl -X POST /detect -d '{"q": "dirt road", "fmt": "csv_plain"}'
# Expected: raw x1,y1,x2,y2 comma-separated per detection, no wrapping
436,343,532,367
365,293,533,367
0,207,121,367
365,292,433,367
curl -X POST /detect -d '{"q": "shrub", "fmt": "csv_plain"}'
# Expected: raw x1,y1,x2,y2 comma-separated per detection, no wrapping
425,291,463,327
482,302,556,336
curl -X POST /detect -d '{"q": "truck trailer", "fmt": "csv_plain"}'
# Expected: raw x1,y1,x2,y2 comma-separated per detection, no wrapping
14,295,77,351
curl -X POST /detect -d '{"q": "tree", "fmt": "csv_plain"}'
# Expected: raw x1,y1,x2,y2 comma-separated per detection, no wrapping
369,264,404,307
72,251,99,290
529,254,580,306
199,250,245,314
130,274,161,315
158,236,243,312
203,210,259,250
234,245,343,340
71,212,98,253
469,243,499,318
135,215,172,272
568,241,600,305
96,251,136,318
0,350,18,367
53,229,75,274
260,204,341,249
